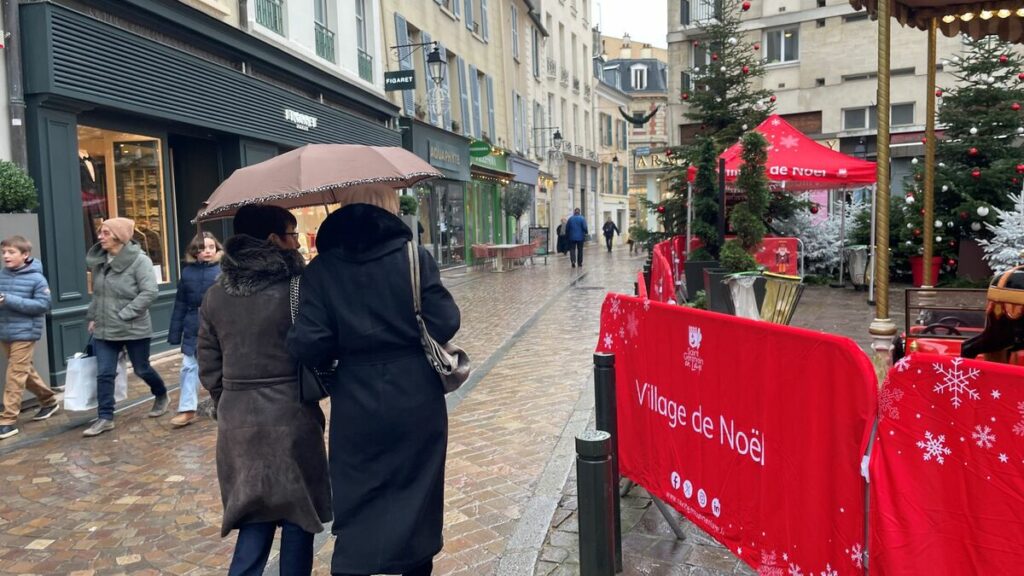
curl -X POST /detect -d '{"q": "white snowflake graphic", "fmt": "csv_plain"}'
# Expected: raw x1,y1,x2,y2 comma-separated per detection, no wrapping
819,564,838,576
757,550,784,576
1014,402,1024,437
617,327,625,340
779,135,800,149
625,313,640,339
609,296,622,318
999,453,1009,463
788,564,803,576
848,543,865,568
602,333,614,349
917,431,952,464
879,384,905,420
894,356,912,373
771,118,782,126
972,425,996,449
932,358,981,408
992,390,1002,400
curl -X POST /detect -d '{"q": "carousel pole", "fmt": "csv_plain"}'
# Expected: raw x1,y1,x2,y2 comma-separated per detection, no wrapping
921,18,938,290
868,0,898,382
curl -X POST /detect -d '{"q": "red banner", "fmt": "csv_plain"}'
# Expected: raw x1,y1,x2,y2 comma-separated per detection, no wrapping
870,354,1024,575
755,237,799,276
597,294,875,575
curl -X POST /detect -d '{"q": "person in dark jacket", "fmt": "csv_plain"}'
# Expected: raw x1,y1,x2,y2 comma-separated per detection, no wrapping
565,208,589,267
287,185,461,576
167,232,221,428
602,217,620,253
0,236,58,440
556,217,569,255
198,205,331,576
84,217,168,437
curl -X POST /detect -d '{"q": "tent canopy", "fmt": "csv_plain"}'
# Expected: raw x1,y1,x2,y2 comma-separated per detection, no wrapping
849,0,1024,44
689,115,877,188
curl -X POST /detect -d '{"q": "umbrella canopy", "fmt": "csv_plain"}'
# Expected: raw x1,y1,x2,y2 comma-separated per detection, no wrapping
195,144,442,221
849,0,1024,43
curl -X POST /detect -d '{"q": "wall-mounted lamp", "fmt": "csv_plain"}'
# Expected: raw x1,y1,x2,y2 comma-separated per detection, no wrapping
426,45,446,85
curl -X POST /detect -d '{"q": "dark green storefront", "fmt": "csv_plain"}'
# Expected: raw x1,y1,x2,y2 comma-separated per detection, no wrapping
20,1,400,383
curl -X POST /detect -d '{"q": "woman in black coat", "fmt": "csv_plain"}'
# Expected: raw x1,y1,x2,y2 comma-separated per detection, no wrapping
556,216,569,255
287,186,461,576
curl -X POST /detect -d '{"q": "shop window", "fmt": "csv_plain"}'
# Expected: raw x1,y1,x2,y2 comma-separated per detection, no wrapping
78,125,170,285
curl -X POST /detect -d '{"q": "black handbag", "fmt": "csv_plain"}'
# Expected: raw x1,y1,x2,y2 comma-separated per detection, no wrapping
288,276,334,403
407,243,471,393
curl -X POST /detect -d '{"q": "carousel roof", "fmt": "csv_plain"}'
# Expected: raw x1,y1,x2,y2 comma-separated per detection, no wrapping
848,0,1024,43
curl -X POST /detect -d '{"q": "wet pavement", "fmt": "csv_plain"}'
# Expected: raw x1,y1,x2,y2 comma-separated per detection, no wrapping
0,245,898,575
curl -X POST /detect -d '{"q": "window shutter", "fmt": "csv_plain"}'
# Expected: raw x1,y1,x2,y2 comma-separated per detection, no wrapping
481,0,489,41
421,31,439,127
511,91,519,151
438,41,452,131
487,76,496,141
457,56,470,136
394,14,414,117
453,0,461,17
470,64,482,139
465,0,474,31
681,0,690,24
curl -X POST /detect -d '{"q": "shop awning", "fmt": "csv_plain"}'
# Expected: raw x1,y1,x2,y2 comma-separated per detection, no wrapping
849,0,1024,43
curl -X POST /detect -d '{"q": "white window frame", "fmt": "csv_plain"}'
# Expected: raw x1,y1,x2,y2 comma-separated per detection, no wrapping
763,26,800,64
630,64,648,90
354,0,367,52
531,27,541,77
314,0,327,25
842,103,916,131
511,4,520,61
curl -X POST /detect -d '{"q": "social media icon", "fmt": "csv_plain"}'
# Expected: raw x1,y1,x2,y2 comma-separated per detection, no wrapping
697,489,708,508
683,480,693,499
670,472,681,490
711,498,721,518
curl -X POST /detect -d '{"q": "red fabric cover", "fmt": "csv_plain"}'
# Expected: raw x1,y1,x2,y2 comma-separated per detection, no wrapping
870,354,1024,575
596,295,876,575
650,244,676,303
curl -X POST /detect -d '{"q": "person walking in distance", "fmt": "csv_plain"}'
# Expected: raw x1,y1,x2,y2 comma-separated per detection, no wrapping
565,208,588,268
555,217,569,255
602,217,620,253
0,236,58,440
198,205,331,576
84,218,168,437
166,232,221,428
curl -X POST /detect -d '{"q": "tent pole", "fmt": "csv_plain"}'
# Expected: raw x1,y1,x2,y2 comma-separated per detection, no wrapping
868,183,877,305
832,188,847,288
869,0,897,383
921,18,938,289
686,182,693,258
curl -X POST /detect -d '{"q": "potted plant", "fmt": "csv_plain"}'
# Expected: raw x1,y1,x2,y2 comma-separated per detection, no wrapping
502,184,532,243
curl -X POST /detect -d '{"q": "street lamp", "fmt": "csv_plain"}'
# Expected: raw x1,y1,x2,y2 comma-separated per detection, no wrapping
612,154,620,167
426,44,446,85
552,130,563,149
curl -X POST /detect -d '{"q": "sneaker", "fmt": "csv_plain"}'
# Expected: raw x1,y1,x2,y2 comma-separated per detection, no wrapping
0,425,19,439
82,419,114,437
170,411,197,428
50,384,65,393
32,403,60,421
148,395,169,418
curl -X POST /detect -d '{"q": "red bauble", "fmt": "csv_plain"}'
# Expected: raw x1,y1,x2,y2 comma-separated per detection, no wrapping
921,137,928,144
769,95,777,102
1019,72,1024,80
1013,103,1022,111
999,55,1009,64
693,41,700,47
971,168,982,178
959,211,969,220
657,205,666,214
919,209,926,215
1014,177,1021,184
947,258,957,267
968,147,979,156
753,42,761,50
742,65,750,74
809,204,819,214
1017,164,1024,174
711,53,719,61
682,92,690,100
948,240,956,248
913,228,922,237
741,1,751,10
935,89,943,97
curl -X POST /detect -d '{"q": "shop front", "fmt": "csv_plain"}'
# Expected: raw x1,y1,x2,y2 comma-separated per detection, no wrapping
400,119,470,268
21,2,399,382
467,151,514,262
509,156,540,243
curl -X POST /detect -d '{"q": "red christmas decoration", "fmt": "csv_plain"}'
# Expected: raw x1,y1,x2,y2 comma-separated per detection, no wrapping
921,137,928,144
693,41,700,47
711,53,719,61
947,258,957,267
919,209,926,216
959,211,969,220
1019,72,1024,80
769,95,776,102
1017,164,1024,174
913,228,922,237
999,55,1009,64
1013,102,1022,111
753,42,761,51
935,89,943,97
741,1,751,10
971,168,982,178
657,205,666,214
1014,177,1020,184
948,240,956,248
968,147,979,156
682,92,690,100
742,65,750,74
809,204,819,214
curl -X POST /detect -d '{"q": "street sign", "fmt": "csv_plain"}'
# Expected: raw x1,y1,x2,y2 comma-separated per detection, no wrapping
469,139,492,158
635,146,651,156
384,70,416,91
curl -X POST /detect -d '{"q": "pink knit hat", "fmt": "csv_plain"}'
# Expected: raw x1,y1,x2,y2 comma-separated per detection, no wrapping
102,217,136,245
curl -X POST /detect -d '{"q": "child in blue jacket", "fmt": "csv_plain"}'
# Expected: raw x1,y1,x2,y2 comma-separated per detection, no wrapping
0,236,58,440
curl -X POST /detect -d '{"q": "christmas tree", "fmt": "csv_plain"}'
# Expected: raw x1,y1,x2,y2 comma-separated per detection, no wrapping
776,194,869,277
721,132,769,272
979,191,1024,273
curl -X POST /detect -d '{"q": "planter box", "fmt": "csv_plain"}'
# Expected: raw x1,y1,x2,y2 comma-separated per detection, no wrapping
705,268,735,315
910,255,942,287
0,213,51,409
684,259,717,300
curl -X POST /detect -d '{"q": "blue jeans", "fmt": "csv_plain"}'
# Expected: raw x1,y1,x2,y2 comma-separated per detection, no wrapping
93,338,167,421
177,354,199,412
228,521,314,576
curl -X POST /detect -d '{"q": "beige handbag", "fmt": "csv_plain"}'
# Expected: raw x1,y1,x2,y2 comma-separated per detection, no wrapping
407,242,470,393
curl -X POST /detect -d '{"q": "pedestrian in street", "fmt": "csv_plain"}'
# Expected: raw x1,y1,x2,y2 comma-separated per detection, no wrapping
83,218,168,437
198,205,331,576
556,217,569,255
166,232,221,428
287,184,461,576
0,236,58,440
565,208,588,267
602,217,620,253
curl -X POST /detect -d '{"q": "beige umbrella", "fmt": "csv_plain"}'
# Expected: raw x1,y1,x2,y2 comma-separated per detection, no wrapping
194,144,442,221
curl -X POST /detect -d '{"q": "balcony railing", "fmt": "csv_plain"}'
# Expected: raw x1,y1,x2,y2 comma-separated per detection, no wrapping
583,84,592,101
315,23,336,63
575,145,584,156
681,0,723,25
560,67,569,87
546,57,557,79
357,49,373,82
572,77,580,93
255,0,284,35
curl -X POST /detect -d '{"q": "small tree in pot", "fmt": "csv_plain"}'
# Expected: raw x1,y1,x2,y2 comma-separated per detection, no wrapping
0,160,38,213
502,184,533,242
718,132,770,317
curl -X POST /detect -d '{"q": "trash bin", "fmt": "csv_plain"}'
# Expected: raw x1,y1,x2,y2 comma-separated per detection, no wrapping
846,245,871,291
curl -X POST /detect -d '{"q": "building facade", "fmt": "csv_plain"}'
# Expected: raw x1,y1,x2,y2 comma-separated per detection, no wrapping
20,0,397,382
594,75,631,241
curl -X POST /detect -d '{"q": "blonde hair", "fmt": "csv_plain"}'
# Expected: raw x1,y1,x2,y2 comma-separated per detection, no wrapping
336,184,399,215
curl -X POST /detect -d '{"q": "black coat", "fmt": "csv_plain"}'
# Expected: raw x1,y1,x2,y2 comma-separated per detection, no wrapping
286,204,460,575
168,260,220,357
198,236,332,537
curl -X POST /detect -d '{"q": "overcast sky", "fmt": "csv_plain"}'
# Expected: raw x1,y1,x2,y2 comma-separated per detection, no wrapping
594,0,669,48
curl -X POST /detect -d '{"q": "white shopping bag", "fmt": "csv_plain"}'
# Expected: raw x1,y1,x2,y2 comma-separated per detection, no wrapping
63,352,129,411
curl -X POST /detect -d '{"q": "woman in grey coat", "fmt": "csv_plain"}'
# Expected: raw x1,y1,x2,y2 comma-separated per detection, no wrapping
198,205,331,576
84,217,168,437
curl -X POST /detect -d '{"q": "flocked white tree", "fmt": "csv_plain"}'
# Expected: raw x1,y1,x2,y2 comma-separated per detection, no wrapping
774,194,868,277
979,191,1024,274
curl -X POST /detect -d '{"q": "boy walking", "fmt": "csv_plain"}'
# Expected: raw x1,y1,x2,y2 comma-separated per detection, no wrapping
0,236,58,439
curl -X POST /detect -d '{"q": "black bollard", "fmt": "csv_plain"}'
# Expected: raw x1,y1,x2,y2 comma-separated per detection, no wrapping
642,261,652,294
593,353,622,572
576,430,615,576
